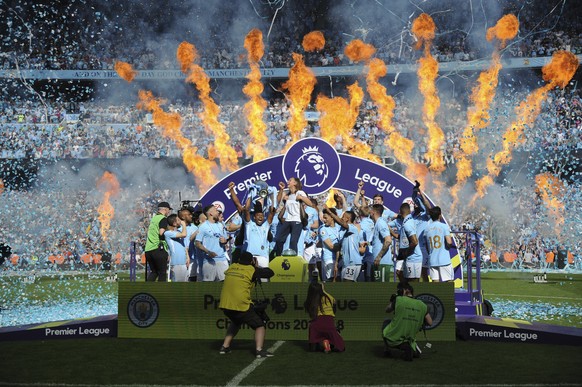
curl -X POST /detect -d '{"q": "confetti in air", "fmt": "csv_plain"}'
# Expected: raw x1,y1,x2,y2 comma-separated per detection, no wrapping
451,15,519,204
473,51,579,200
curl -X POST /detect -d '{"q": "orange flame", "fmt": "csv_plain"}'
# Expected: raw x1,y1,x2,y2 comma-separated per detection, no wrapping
366,59,395,131
411,14,444,173
0,178,4,194
114,61,137,82
474,51,579,199
282,53,317,147
417,54,444,172
244,28,264,63
451,52,503,202
451,15,519,204
316,82,380,162
542,50,579,88
177,41,239,172
302,31,325,52
96,171,120,241
137,90,218,193
344,39,376,63
242,29,269,161
486,14,519,48
535,173,565,234
177,42,198,72
364,57,428,181
411,13,436,50
387,133,429,185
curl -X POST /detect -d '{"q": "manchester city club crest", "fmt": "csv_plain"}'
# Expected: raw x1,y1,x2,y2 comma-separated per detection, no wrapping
416,293,445,330
282,138,341,195
127,293,160,328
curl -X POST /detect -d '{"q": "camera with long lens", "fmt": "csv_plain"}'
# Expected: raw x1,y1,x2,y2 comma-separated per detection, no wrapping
252,299,270,323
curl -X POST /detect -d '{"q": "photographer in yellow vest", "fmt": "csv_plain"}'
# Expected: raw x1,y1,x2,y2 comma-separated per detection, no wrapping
218,251,274,358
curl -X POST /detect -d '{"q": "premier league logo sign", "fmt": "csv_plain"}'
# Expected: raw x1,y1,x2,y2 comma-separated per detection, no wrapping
294,146,328,187
283,138,341,195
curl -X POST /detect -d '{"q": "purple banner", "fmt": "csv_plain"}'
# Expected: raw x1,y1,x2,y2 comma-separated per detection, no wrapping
200,138,416,218
0,315,118,341
457,316,582,345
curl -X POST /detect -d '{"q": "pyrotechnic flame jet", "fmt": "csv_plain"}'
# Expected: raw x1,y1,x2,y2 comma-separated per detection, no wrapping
281,31,322,150
177,41,239,173
472,50,579,202
96,171,120,242
412,13,445,174
451,14,519,208
242,28,270,162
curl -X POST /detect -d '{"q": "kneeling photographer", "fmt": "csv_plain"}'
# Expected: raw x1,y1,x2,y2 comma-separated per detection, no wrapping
303,281,345,353
218,251,275,358
382,281,432,361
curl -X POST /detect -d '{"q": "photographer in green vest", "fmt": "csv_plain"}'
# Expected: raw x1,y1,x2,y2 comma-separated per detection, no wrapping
382,281,432,361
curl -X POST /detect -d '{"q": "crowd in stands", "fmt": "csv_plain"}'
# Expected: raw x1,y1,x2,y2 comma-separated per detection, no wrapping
0,186,168,271
1,1,581,72
1,88,580,163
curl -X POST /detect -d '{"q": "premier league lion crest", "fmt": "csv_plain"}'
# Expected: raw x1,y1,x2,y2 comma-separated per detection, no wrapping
294,146,328,188
283,138,341,195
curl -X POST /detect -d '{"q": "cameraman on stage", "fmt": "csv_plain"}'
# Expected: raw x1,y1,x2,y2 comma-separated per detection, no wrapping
382,281,432,361
218,251,275,358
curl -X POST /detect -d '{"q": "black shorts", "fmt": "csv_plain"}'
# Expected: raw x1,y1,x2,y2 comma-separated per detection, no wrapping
223,308,265,330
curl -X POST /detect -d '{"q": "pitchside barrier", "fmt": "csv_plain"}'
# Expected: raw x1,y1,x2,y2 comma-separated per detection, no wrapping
118,282,455,341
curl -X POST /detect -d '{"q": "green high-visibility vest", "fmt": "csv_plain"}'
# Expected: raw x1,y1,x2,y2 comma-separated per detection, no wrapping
145,213,167,252
382,295,427,349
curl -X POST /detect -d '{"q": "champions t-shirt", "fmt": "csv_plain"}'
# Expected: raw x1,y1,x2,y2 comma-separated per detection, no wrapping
284,190,307,222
